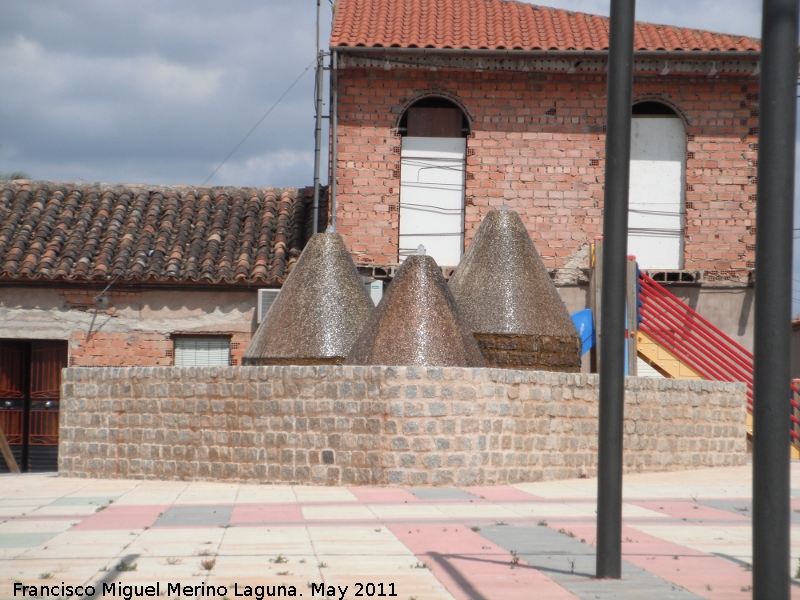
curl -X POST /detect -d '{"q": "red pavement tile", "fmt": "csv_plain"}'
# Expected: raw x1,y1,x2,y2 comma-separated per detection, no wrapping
464,486,543,501
546,521,755,599
388,523,578,600
630,501,750,523
71,505,168,531
230,504,304,524
350,488,421,503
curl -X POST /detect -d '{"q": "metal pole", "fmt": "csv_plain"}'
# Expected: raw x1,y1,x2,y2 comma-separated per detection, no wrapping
596,0,635,580
312,0,323,234
626,256,638,377
330,50,338,230
753,0,798,596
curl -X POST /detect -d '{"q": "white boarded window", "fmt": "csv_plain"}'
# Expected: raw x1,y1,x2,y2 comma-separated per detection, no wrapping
397,99,469,267
628,103,686,270
173,336,231,366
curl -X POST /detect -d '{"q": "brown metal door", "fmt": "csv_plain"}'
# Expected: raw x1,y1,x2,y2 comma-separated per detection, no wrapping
0,341,26,471
0,340,67,472
28,341,66,471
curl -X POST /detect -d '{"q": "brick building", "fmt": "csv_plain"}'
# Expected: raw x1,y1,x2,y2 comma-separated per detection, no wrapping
329,0,761,346
0,181,323,470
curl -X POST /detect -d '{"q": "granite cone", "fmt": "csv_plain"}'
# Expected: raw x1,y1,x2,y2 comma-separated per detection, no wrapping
346,254,486,367
449,209,581,371
243,232,373,365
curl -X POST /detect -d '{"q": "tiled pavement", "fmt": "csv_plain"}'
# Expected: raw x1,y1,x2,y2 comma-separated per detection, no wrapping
1,465,799,599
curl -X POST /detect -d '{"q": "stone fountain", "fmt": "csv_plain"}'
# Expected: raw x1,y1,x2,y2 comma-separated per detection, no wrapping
242,230,373,365
346,248,486,367
449,208,581,371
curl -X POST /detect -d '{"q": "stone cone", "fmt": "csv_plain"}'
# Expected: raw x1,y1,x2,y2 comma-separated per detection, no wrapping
346,254,486,367
243,232,374,365
448,209,581,371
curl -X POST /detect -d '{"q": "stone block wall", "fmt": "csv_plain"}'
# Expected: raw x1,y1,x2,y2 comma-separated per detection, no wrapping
59,366,747,486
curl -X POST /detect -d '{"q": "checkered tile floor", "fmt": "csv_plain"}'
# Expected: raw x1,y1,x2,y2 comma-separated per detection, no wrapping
0,465,799,599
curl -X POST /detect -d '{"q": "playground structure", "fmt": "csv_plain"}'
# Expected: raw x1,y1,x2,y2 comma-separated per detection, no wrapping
607,247,800,458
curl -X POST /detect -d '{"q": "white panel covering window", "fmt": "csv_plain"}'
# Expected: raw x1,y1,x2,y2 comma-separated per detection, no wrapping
627,116,686,269
173,336,230,367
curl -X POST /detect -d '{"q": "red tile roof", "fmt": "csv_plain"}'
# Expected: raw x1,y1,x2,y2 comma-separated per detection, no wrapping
0,181,326,286
331,0,760,53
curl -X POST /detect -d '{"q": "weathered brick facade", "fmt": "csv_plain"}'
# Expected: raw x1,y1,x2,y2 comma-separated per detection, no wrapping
334,67,758,276
59,365,747,485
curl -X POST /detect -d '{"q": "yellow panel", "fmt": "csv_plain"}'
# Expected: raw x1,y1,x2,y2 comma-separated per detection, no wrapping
636,331,703,380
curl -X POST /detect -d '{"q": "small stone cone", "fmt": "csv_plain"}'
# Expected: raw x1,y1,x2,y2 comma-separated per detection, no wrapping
243,232,374,365
346,254,486,367
449,209,581,371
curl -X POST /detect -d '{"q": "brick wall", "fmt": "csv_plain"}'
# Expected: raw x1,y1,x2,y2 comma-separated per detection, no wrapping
334,67,757,273
59,366,747,485
68,332,252,368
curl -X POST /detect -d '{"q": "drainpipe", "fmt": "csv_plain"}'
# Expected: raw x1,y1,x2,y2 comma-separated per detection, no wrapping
330,50,338,230
312,0,324,234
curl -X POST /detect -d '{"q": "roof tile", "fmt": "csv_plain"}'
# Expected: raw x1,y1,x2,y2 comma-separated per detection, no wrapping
0,181,325,286
331,0,760,53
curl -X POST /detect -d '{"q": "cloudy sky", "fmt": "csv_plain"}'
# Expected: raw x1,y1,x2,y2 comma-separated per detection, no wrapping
2,0,799,310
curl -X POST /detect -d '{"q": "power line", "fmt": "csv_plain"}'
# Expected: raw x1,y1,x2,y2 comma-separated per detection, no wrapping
201,58,317,186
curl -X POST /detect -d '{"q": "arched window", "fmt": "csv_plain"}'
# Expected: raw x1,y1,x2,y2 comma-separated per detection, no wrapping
628,101,686,269
397,97,469,266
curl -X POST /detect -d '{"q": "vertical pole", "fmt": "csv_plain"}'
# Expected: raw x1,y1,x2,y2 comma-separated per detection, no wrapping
626,256,638,377
312,0,323,234
591,237,604,373
753,0,798,597
596,0,636,580
330,50,339,230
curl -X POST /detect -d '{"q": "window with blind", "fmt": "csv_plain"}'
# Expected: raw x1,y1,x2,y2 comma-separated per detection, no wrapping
173,336,231,367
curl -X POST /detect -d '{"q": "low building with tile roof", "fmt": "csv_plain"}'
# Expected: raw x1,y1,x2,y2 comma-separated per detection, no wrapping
0,180,326,471
328,0,763,358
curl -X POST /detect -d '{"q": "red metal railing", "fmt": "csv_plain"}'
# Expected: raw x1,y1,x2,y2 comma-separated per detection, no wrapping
638,272,800,441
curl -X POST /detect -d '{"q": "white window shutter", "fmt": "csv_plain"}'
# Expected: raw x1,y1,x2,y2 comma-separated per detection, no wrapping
173,337,230,367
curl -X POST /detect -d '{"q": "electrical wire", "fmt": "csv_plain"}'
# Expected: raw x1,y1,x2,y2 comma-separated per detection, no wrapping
201,58,317,186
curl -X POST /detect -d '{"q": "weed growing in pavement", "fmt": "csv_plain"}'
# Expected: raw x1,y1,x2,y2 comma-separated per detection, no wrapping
741,585,752,592
494,522,508,526
412,562,429,570
201,558,216,571
470,526,480,532
537,520,548,527
165,557,182,565
199,548,213,556
568,559,575,574
795,558,800,579
299,559,306,563
115,560,137,572
318,562,328,568
510,551,520,565
39,573,53,580
277,571,290,576
271,555,288,564
705,584,712,591
558,528,575,538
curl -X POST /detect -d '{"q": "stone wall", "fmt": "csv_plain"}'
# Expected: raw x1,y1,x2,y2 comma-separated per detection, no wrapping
59,366,747,486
